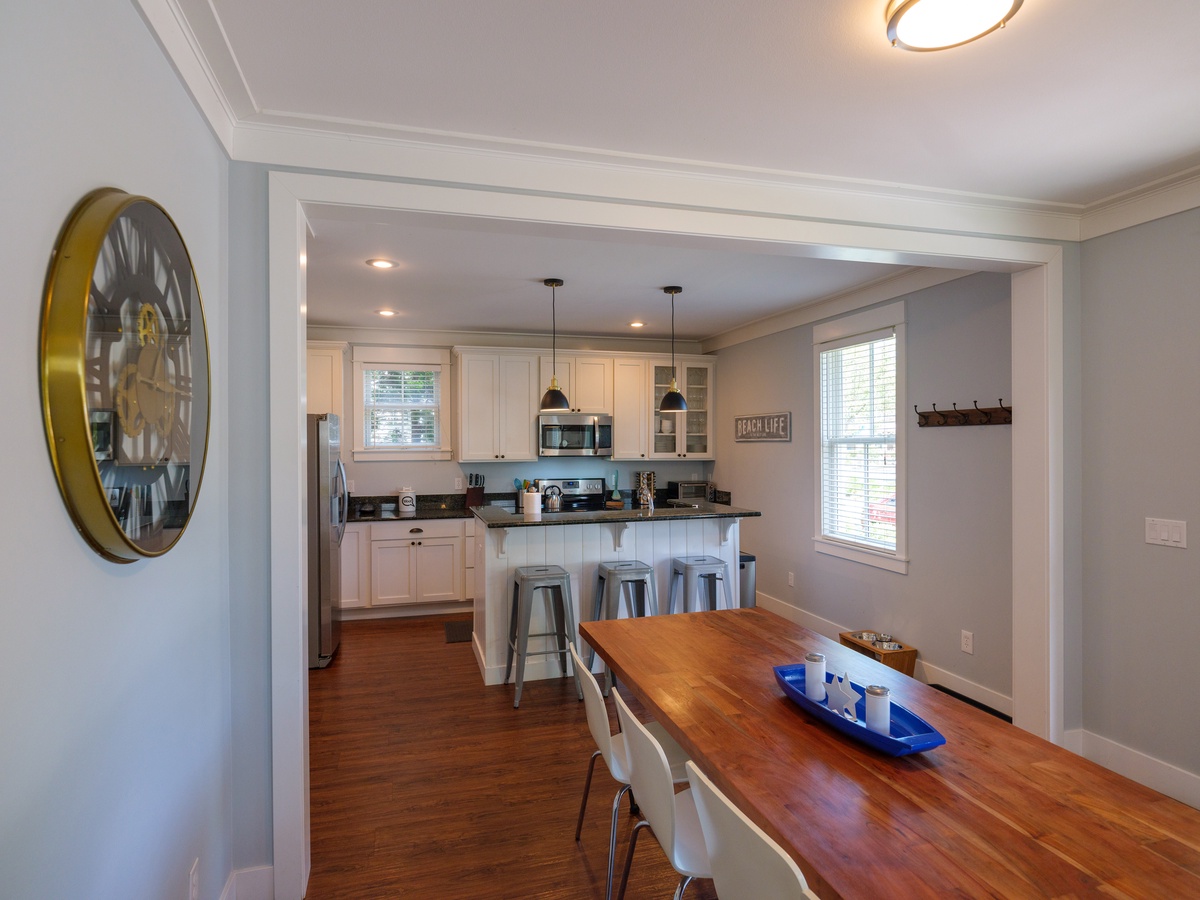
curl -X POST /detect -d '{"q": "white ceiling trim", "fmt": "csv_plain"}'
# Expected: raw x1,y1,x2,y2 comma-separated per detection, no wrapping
701,267,975,352
139,0,1199,246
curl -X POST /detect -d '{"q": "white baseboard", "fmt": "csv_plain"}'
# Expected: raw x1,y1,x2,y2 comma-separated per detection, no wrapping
1081,731,1200,811
340,600,471,621
220,865,272,900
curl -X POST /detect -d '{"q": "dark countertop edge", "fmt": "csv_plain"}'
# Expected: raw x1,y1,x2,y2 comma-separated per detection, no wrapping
471,502,761,528
347,507,475,523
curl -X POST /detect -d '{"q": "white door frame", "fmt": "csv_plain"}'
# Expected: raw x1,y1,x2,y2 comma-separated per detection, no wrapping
268,170,1064,898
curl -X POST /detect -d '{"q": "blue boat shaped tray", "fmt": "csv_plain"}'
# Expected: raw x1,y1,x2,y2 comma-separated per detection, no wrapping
773,664,946,756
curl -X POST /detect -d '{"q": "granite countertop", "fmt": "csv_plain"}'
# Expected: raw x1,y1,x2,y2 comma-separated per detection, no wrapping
347,493,476,523
471,500,760,528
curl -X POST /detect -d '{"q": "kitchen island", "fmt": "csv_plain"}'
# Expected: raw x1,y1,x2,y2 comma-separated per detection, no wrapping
469,501,761,686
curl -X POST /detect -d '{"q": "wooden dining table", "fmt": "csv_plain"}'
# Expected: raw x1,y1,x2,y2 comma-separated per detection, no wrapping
580,607,1200,899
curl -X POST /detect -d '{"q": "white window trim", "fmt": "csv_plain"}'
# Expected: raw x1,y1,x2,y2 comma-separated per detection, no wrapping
812,302,908,575
351,345,452,461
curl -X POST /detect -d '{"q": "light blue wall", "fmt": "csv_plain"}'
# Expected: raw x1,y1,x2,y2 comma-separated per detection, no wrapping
1081,207,1200,775
714,274,1015,696
0,1,234,897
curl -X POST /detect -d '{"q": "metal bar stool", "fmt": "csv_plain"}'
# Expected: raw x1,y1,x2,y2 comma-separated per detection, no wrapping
668,555,734,614
504,565,582,708
586,560,659,692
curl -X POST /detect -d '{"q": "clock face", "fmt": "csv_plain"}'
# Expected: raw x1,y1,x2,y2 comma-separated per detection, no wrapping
41,189,210,562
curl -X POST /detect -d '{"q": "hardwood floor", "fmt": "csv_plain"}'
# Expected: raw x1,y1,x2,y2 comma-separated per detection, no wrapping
308,615,720,899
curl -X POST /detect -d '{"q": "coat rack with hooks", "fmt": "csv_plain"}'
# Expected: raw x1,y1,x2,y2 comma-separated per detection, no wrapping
915,400,1012,427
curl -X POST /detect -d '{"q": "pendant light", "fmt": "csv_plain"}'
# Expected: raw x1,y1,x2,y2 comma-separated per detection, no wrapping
539,278,571,412
659,286,687,412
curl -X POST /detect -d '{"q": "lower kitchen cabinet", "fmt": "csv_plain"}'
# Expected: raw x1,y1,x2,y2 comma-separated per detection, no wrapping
339,523,370,609
339,518,470,611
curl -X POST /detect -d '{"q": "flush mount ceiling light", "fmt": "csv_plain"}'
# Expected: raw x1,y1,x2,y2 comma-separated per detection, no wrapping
376,309,397,317
659,286,687,412
629,321,645,328
365,258,397,269
886,0,1022,51
539,278,571,412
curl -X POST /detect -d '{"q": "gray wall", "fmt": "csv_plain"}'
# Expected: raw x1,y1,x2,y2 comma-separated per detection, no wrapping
714,274,1014,698
1081,208,1200,774
0,1,235,896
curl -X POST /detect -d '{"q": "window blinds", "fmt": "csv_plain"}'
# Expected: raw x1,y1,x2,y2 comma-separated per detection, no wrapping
819,330,897,552
362,367,440,448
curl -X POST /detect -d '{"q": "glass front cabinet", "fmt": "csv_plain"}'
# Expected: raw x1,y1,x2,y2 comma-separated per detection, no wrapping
650,360,714,459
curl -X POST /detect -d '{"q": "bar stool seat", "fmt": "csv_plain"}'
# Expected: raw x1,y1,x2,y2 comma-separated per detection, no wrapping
668,555,734,614
504,565,582,708
586,560,659,692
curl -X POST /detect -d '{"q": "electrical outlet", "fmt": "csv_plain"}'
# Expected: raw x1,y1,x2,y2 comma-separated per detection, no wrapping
961,630,974,654
189,859,199,900
787,571,795,587
455,477,463,490
347,479,355,493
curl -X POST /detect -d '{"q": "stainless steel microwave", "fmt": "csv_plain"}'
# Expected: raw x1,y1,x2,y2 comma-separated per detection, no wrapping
538,414,613,457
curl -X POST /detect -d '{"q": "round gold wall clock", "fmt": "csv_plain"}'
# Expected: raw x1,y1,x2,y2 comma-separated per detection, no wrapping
40,188,211,563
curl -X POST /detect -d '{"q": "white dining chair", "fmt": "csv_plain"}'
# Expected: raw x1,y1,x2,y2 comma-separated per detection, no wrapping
686,761,821,900
569,643,690,900
614,690,711,900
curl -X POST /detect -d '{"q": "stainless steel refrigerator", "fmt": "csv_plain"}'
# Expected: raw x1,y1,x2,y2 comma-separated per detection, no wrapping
308,413,347,668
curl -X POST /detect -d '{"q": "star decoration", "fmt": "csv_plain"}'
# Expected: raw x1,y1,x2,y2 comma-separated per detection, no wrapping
827,671,862,720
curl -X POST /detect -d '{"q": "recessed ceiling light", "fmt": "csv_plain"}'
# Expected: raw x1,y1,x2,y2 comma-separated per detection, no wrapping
629,321,645,328
886,0,1021,51
366,258,397,269
377,309,397,317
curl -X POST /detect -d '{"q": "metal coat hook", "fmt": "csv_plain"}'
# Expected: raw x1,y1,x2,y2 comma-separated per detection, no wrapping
931,403,946,425
974,400,991,424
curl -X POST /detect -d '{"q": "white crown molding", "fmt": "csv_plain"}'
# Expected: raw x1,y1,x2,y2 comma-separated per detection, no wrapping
1080,168,1200,240
133,0,241,154
702,268,974,351
140,0,1200,246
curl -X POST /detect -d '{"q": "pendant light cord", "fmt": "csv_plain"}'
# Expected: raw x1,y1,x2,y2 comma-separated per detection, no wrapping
670,290,676,383
551,281,557,379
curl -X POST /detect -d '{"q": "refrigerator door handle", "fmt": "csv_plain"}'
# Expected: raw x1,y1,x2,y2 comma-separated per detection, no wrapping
334,458,349,543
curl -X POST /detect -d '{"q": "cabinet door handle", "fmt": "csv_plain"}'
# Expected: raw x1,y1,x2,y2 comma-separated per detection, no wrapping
410,528,424,533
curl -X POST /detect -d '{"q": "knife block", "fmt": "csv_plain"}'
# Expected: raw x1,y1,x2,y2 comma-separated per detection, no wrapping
466,487,485,507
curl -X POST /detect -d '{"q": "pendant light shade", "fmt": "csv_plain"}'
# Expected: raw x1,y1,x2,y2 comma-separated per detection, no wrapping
539,278,571,412
659,286,687,412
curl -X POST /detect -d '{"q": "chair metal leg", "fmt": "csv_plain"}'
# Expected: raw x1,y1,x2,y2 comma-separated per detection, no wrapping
503,579,519,684
513,584,535,708
605,784,631,900
673,874,695,900
616,819,651,900
575,750,601,841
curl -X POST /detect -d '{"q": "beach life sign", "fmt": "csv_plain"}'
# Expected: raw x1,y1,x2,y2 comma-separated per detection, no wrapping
734,412,791,442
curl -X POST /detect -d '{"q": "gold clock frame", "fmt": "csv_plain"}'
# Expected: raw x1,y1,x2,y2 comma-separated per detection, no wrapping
40,188,211,563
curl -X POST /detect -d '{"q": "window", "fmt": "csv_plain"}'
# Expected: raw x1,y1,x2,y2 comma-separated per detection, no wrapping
351,347,451,461
813,303,907,574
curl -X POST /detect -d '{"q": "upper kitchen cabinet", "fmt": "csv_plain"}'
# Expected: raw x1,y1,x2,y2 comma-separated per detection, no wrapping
539,355,613,413
307,341,347,421
650,359,714,459
454,349,539,462
612,357,648,459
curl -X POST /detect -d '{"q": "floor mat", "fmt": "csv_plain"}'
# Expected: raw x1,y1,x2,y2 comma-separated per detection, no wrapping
444,619,473,643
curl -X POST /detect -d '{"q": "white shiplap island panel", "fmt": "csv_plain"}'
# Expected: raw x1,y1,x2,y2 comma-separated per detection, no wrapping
470,503,758,685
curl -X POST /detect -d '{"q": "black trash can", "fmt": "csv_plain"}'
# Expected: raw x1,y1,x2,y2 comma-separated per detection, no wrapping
739,552,756,607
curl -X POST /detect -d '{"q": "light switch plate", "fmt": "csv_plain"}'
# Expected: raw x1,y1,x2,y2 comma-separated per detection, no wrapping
1145,518,1187,548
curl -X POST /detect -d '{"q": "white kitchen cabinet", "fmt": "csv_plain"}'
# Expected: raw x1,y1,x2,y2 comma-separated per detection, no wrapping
369,520,464,607
539,355,613,413
612,357,649,459
649,359,714,460
455,350,539,461
338,523,370,609
306,341,347,421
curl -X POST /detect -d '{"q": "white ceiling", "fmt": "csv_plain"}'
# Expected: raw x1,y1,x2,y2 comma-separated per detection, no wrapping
175,0,1200,339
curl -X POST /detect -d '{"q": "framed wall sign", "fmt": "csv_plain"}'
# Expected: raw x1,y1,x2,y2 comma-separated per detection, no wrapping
734,412,791,442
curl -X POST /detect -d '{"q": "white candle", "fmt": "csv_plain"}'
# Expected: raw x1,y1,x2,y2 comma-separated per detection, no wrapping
804,652,826,701
866,684,891,735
